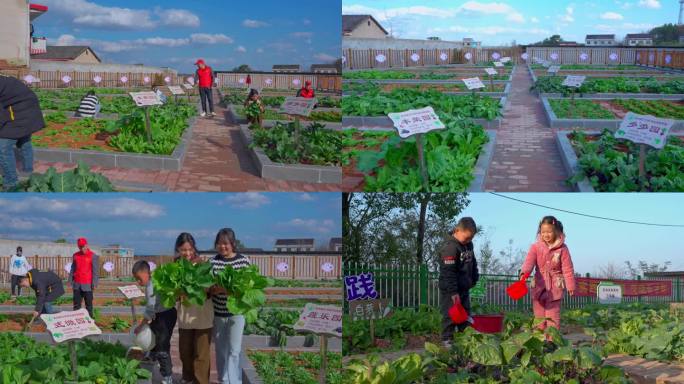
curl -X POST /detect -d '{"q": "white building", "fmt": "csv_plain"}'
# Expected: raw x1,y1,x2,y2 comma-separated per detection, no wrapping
0,2,48,68
342,15,389,39
274,239,315,252
585,34,616,46
625,34,653,46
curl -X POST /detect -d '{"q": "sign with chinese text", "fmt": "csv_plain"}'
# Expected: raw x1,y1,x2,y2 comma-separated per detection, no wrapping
118,285,145,299
462,77,485,90
548,65,561,73
484,68,498,76
597,282,622,304
129,92,162,107
562,75,586,88
387,107,446,139
345,272,379,301
493,62,504,68
41,309,101,343
349,299,393,321
278,97,317,117
615,112,674,149
575,277,672,297
294,304,342,338
168,86,185,95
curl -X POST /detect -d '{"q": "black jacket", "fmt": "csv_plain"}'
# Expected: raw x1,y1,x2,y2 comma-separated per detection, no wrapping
0,75,45,139
438,238,479,296
27,269,65,313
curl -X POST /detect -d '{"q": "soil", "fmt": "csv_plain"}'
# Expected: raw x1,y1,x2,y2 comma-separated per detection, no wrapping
0,313,136,333
0,297,134,306
342,130,391,192
596,99,684,120
379,83,505,93
32,119,119,152
405,334,441,349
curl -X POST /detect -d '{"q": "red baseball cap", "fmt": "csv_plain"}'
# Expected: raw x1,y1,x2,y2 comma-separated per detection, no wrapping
77,238,88,247
305,80,312,86
195,59,205,66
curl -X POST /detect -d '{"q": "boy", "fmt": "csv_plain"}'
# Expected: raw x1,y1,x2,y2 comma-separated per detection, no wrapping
9,246,29,297
132,260,177,384
438,217,479,347
69,237,99,318
19,268,65,318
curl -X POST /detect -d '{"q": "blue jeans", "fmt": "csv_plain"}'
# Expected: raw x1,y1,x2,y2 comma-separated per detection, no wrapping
42,302,56,314
0,135,33,187
214,315,245,384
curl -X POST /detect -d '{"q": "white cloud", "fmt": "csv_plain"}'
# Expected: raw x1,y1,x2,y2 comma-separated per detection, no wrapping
560,6,574,23
295,193,316,202
276,219,335,234
141,37,189,47
458,1,525,23
256,48,264,53
142,229,215,239
314,53,336,62
236,45,247,53
156,8,200,28
242,19,269,28
601,12,624,20
531,17,540,23
0,213,62,232
47,0,156,29
0,197,165,220
223,193,270,209
290,32,313,38
56,34,77,46
302,18,311,25
190,33,234,44
638,0,660,9
342,5,455,21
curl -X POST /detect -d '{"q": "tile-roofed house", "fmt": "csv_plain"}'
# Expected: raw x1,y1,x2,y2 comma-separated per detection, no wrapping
31,45,101,63
272,64,300,73
310,64,339,74
274,239,315,252
328,238,342,252
625,34,653,46
585,34,616,46
342,15,388,38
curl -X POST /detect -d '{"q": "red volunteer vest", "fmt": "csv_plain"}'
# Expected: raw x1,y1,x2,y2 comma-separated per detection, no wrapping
73,250,93,284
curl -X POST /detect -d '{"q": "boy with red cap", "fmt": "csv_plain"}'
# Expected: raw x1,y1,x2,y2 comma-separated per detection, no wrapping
194,59,216,117
69,237,99,317
296,80,315,99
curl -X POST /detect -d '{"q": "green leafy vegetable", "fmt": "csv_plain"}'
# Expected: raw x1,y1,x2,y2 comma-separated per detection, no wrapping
214,264,273,323
152,258,215,308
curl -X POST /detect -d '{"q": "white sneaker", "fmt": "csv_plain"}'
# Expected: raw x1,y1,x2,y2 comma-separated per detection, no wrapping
200,112,206,117
441,340,452,349
211,111,216,116
467,316,474,325
161,376,174,384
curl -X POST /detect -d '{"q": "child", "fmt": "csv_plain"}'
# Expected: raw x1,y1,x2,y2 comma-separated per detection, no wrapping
175,233,214,384
438,217,479,347
152,86,168,104
296,80,315,99
520,216,576,334
133,260,177,384
19,268,64,317
9,246,29,297
243,89,264,128
209,228,251,384
69,237,99,318
75,90,100,118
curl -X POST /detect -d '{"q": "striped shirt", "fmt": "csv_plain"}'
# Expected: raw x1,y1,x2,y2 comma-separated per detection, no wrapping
77,95,99,117
210,253,251,317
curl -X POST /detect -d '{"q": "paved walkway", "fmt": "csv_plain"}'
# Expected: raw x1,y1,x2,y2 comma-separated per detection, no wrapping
32,94,339,192
484,66,572,191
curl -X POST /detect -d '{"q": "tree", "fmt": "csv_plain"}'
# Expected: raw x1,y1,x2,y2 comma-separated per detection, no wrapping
334,58,343,73
649,23,680,45
533,34,564,46
477,234,503,275
427,36,441,40
624,260,672,279
595,262,627,279
235,238,246,250
54,239,67,243
497,239,526,275
232,64,252,72
343,193,398,263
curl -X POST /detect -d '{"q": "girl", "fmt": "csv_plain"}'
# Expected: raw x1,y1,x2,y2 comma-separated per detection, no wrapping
9,246,29,297
175,233,213,384
520,216,576,334
243,89,264,128
209,228,251,384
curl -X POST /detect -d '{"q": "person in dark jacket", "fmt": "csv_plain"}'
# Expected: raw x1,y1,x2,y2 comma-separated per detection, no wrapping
438,217,479,346
296,80,315,99
0,75,45,189
68,237,99,318
19,269,65,317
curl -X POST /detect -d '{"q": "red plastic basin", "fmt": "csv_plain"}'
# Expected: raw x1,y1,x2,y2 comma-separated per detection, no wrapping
472,314,504,333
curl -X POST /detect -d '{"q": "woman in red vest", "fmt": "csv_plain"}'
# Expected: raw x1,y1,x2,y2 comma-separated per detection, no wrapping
194,59,216,117
296,80,316,99
69,237,99,318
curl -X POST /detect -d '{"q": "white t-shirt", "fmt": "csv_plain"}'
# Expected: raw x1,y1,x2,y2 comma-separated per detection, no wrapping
9,254,29,276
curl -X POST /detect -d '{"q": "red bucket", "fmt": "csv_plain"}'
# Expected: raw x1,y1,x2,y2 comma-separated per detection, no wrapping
448,301,468,324
472,314,504,333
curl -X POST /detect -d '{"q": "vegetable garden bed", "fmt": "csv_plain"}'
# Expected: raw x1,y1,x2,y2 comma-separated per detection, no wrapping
541,96,684,131
239,123,342,184
556,130,684,192
531,76,684,96
244,349,342,384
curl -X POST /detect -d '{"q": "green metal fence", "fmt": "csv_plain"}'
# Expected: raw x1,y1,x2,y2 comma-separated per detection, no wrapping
344,262,683,312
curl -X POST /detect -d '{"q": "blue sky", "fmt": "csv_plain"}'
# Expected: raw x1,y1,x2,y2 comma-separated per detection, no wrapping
342,0,679,46
0,193,341,255
458,193,684,274
34,0,341,73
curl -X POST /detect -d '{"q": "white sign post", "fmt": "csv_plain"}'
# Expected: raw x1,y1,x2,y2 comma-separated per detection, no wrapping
168,85,185,103
562,75,586,114
462,77,485,93
484,68,498,91
278,97,318,148
615,112,674,185
388,107,446,189
130,92,162,144
294,304,342,384
597,282,622,304
41,309,102,382
118,285,145,324
548,65,561,76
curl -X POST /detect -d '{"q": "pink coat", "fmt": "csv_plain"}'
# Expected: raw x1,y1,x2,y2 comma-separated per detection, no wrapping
521,234,576,303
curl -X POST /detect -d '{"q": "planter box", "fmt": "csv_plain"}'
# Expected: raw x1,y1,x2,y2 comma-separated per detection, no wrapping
541,96,684,132
31,116,197,171
539,93,684,100
555,131,596,192
238,124,341,184
342,111,503,130
226,106,343,131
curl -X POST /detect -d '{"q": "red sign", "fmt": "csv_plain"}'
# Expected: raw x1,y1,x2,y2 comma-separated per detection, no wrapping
575,277,672,297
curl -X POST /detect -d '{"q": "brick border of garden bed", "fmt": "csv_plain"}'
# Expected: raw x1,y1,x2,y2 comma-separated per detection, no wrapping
238,124,342,184
31,116,197,171
540,96,684,132
555,131,596,192
225,105,343,131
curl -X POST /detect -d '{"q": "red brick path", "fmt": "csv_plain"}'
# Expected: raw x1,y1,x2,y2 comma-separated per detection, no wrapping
483,67,572,191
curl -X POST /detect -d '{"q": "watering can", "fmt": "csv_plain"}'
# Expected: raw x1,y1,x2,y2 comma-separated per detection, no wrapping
506,272,531,300
448,298,468,324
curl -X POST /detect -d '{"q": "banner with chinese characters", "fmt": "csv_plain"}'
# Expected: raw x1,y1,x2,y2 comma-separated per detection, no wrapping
294,304,342,338
344,272,379,301
575,277,672,297
40,309,101,343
